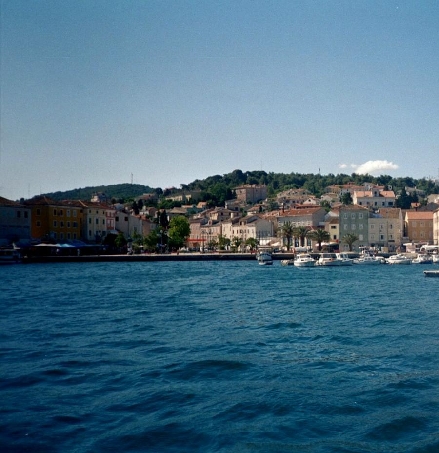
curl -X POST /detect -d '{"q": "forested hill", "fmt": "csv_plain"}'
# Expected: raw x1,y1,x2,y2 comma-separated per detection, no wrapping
39,170,438,204
41,184,155,202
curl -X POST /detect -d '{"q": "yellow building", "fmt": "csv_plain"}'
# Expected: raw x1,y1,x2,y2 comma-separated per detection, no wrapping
24,196,83,241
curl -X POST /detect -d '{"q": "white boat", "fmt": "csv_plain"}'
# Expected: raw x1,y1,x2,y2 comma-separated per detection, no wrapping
294,253,316,267
412,254,433,264
353,251,382,265
317,253,344,266
280,259,294,266
386,254,412,265
335,253,354,266
258,252,273,265
432,255,439,264
424,270,439,277
0,247,21,264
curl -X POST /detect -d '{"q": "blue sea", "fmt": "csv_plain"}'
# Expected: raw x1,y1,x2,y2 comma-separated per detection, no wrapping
1,260,439,453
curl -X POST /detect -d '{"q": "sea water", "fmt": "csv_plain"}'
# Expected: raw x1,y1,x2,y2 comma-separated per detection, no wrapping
1,261,439,452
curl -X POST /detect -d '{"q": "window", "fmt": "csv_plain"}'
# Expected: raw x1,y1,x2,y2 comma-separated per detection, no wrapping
67,210,71,217
36,221,41,227
371,234,375,240
60,233,64,240
351,224,356,230
67,233,71,239
24,211,28,218
89,218,92,224
73,233,77,239
96,218,99,225
60,221,64,227
17,211,21,218
54,209,57,216
359,213,363,219
343,213,348,219
59,210,63,216
67,222,70,227
351,213,356,219
73,210,77,217
371,224,375,229
102,219,105,225
37,209,41,216
344,224,348,230
89,230,92,237
73,222,78,227
359,234,363,241
359,224,363,229
53,221,57,227
380,235,384,240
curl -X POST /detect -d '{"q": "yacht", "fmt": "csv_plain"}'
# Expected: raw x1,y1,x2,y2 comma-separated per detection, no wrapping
257,251,273,265
412,254,433,264
294,253,316,267
317,253,344,266
386,254,412,265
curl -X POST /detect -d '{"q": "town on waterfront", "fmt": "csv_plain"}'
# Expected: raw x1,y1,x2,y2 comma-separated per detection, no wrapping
1,171,439,261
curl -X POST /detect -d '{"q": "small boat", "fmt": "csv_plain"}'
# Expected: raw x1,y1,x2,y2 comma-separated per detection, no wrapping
294,253,316,267
0,247,21,264
412,254,433,264
432,255,439,264
317,253,344,266
353,251,382,265
386,254,412,265
424,270,439,277
258,252,273,265
335,253,354,266
281,259,295,266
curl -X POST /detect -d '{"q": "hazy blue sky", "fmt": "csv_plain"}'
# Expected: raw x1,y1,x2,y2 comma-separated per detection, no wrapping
1,0,438,200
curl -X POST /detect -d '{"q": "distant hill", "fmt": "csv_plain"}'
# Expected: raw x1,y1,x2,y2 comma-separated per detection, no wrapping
41,183,155,202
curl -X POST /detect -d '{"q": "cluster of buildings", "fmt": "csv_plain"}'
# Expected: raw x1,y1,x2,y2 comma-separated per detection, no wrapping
1,182,439,252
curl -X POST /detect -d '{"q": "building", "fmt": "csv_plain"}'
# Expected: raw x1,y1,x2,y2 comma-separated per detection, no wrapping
0,197,32,245
353,189,396,208
433,208,439,246
404,211,434,244
223,215,274,245
23,196,82,242
338,205,370,251
234,185,267,203
368,208,403,251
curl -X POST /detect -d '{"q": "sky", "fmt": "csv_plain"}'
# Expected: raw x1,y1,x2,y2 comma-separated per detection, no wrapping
1,0,438,200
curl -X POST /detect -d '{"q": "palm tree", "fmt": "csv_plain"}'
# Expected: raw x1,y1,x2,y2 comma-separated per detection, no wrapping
307,228,330,251
342,233,359,251
293,226,310,248
279,221,294,251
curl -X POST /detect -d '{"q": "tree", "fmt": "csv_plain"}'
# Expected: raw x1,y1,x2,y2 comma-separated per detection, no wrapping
231,236,243,252
167,216,191,250
245,237,258,252
279,221,294,251
115,232,127,251
307,228,330,251
217,235,230,251
340,192,353,205
342,233,359,251
293,226,310,247
143,229,159,252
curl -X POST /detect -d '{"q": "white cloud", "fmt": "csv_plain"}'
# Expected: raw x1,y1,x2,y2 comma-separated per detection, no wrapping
352,160,399,175
338,163,348,169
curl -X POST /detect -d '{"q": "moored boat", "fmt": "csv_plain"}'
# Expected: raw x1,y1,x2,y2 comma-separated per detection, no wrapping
258,252,273,265
335,253,354,266
412,254,433,264
353,251,382,265
386,254,412,265
317,253,344,266
294,253,316,267
0,247,21,264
